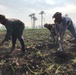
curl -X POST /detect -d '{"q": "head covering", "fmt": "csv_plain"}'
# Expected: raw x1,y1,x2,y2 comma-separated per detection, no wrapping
0,14,5,20
52,12,62,18
52,12,62,24
0,14,6,24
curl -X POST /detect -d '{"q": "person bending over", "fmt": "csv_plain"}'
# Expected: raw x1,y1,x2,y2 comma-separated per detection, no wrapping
44,23,58,44
0,14,25,53
52,12,76,51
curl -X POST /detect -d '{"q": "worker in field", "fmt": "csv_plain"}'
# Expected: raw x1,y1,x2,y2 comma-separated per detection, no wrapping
52,12,76,51
44,23,58,44
0,14,25,53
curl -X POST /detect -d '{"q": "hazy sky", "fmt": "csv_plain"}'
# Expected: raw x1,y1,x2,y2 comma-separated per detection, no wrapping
0,0,76,28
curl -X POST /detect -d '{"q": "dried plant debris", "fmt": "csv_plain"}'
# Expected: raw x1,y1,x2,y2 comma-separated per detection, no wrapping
0,29,76,75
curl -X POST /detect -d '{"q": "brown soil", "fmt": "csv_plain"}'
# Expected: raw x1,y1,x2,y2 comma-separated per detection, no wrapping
0,29,76,75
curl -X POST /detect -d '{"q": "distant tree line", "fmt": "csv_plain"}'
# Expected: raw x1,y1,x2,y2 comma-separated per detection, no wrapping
0,13,76,30
29,11,45,29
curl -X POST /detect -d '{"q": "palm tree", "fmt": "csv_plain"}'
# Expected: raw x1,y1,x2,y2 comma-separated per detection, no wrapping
29,14,33,28
39,11,45,28
32,16,37,29
65,14,68,16
29,13,37,28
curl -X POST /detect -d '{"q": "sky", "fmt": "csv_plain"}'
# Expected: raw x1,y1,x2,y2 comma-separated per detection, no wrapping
0,0,76,28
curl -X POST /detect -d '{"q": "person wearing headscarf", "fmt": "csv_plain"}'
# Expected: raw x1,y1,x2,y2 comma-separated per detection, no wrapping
0,14,25,53
52,12,76,50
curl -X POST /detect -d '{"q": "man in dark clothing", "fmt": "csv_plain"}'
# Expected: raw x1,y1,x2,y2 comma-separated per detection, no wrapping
44,23,58,44
0,14,25,53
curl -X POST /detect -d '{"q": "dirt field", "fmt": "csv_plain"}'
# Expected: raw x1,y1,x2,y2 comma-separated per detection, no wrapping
0,29,76,75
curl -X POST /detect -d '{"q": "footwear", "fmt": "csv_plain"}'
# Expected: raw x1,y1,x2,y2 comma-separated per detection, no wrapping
21,50,25,54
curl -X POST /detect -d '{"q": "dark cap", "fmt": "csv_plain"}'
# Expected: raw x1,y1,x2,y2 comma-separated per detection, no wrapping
0,14,5,20
52,12,62,18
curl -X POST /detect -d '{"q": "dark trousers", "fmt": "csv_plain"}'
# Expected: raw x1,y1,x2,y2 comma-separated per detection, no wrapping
11,28,25,52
